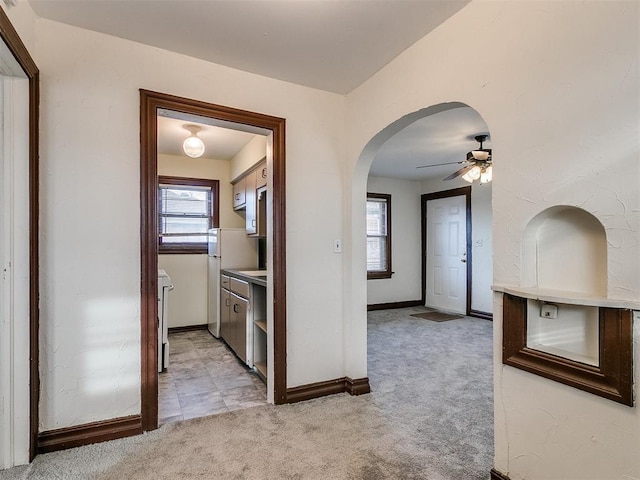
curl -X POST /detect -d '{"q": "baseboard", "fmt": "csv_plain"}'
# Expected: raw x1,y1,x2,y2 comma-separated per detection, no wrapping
470,309,493,320
168,324,208,334
367,300,422,311
345,377,371,395
37,415,142,454
287,377,371,403
490,468,511,480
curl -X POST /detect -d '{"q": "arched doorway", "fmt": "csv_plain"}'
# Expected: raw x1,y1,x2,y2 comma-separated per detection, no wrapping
351,102,495,477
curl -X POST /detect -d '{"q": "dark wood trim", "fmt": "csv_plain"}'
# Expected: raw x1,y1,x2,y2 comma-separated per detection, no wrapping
366,192,392,280
168,324,208,334
490,468,511,480
367,300,422,311
140,90,287,431
502,293,634,406
345,377,371,396
470,309,493,320
421,187,472,315
287,378,347,404
287,377,371,403
0,6,40,462
37,415,142,454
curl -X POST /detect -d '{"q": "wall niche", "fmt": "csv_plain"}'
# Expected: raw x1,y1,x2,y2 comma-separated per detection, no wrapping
499,206,634,406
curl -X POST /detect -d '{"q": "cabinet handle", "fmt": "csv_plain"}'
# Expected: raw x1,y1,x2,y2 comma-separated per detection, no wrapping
233,304,239,313
252,219,256,227
225,298,230,307
261,168,267,178
235,193,240,200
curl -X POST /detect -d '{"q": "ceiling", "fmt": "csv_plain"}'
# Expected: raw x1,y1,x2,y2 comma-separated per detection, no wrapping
369,106,490,181
28,0,470,95
28,0,485,179
157,111,261,160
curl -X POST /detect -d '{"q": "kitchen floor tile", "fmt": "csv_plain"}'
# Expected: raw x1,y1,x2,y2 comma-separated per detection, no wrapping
158,329,266,426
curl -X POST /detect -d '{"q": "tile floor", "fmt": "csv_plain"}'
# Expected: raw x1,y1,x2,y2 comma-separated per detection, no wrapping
158,329,267,425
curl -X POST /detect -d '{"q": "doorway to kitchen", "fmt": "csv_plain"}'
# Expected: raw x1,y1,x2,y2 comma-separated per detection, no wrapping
140,90,287,432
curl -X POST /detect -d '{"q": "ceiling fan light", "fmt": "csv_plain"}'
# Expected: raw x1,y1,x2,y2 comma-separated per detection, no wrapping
472,150,490,161
462,166,481,182
183,134,205,158
480,165,493,184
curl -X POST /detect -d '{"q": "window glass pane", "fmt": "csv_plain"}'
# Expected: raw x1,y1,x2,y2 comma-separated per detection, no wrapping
161,217,210,236
367,237,387,271
160,186,210,216
366,200,387,236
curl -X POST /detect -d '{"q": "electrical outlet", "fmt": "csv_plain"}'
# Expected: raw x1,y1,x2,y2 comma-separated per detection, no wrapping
334,239,342,253
540,303,558,319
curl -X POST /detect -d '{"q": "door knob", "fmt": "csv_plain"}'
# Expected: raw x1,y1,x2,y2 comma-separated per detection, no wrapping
461,259,466,263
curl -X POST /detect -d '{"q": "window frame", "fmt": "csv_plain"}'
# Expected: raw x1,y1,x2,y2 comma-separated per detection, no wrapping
158,176,219,254
366,192,392,280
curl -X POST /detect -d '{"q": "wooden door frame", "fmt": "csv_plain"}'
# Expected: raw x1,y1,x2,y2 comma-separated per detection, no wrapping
421,186,472,316
140,90,287,431
0,8,40,461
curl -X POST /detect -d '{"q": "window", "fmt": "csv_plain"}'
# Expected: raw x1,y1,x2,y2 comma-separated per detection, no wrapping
367,193,392,279
158,176,219,254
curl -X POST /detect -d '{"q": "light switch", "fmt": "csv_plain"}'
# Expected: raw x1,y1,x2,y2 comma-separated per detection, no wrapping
540,303,558,319
334,239,342,253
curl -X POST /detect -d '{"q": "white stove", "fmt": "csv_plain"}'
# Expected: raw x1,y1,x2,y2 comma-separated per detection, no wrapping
158,269,173,372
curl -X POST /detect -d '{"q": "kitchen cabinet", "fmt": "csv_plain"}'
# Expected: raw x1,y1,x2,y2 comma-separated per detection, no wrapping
231,160,267,236
232,177,246,210
245,169,257,235
230,292,249,363
220,286,231,340
220,276,251,365
256,161,267,189
220,270,268,383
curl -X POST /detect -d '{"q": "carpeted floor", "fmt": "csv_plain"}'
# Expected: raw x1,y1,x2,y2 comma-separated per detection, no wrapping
1,307,493,479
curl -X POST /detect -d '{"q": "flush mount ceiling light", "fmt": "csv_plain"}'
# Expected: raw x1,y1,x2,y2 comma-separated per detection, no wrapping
182,124,205,158
416,134,493,185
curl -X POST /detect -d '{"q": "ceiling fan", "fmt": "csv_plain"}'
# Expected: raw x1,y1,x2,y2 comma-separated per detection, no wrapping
417,134,493,184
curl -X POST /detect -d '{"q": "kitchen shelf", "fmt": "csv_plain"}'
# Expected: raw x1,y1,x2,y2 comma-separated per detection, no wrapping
254,320,267,333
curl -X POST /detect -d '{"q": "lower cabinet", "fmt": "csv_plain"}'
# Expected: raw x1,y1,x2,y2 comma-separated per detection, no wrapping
230,292,248,364
220,287,231,340
220,273,267,383
220,280,250,365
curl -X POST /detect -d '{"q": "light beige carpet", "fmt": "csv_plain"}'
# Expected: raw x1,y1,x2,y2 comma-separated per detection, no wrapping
2,308,493,480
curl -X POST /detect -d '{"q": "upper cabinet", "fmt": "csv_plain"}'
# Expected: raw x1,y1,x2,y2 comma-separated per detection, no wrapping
233,177,246,210
245,169,257,235
257,163,267,189
231,160,266,237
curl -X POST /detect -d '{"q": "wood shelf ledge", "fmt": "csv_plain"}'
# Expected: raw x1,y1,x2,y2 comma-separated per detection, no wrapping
493,285,640,310
254,320,267,333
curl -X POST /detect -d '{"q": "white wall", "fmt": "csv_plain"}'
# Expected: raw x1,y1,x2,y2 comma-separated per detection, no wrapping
366,176,422,305
36,18,346,430
345,1,639,479
230,135,266,181
157,154,242,328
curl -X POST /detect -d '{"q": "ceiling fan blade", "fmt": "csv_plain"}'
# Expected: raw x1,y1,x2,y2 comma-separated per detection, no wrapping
443,165,473,181
416,161,464,169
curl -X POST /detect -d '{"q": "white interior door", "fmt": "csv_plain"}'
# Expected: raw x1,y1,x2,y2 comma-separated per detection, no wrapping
425,195,467,314
0,67,31,468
